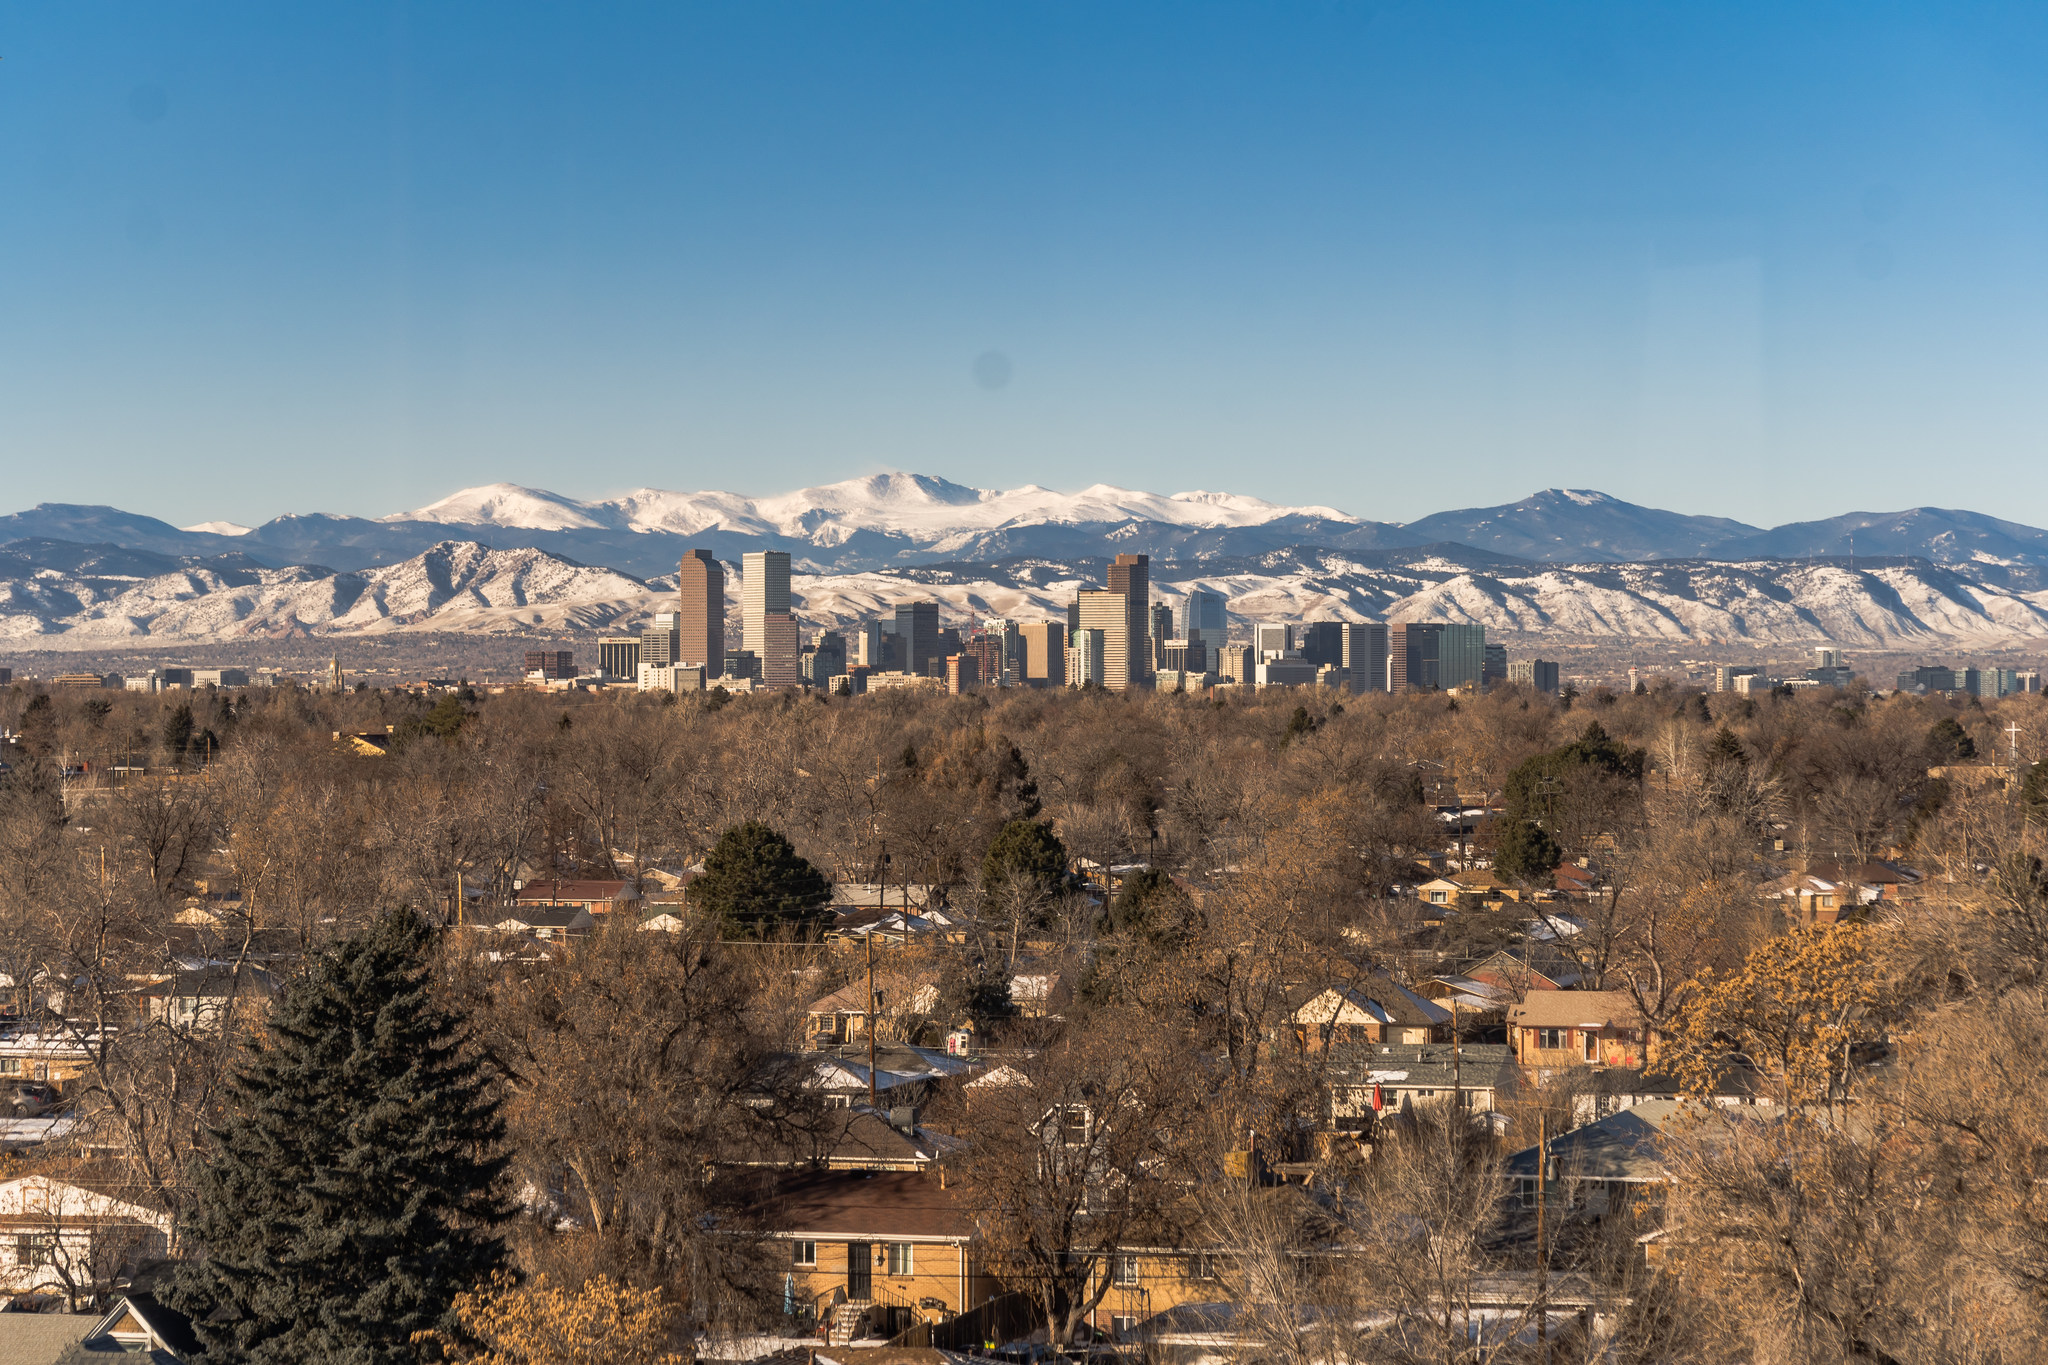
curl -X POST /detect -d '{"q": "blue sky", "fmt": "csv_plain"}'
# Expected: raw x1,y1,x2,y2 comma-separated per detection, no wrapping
3,3,2047,529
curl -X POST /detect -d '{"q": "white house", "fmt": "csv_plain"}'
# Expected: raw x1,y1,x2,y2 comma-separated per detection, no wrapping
0,1169,171,1299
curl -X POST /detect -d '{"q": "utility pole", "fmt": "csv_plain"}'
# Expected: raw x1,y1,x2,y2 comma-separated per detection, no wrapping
1536,1110,1549,1365
1451,998,1462,1141
866,931,878,1110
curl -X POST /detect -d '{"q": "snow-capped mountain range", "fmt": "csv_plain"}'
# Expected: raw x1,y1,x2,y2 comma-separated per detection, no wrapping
5,472,2048,649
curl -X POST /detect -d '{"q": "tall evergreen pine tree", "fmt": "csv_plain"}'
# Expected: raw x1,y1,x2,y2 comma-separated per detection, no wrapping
168,912,509,1364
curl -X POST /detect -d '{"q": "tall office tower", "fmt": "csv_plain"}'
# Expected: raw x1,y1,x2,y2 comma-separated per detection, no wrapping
1439,625,1486,689
1161,638,1208,673
1814,646,1841,671
1299,621,1344,668
1340,623,1388,694
597,635,641,680
1077,589,1138,691
758,611,802,689
1108,553,1150,683
805,630,846,686
1217,643,1254,684
742,551,792,660
1254,623,1294,659
981,617,1021,684
1150,603,1174,667
1962,667,1984,698
1180,589,1227,640
893,601,941,676
1067,598,1081,638
1022,621,1067,686
1509,659,1561,694
640,611,681,669
679,549,726,676
1483,643,1508,688
1067,628,1106,688
1389,622,1442,692
849,620,884,669
524,650,575,679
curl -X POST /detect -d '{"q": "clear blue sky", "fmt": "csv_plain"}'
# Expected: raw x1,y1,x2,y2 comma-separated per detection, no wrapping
3,3,2046,529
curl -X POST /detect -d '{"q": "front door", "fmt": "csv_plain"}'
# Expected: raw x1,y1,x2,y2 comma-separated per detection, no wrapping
847,1242,872,1299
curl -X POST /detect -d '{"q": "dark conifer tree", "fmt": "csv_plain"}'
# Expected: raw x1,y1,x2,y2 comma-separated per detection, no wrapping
168,911,509,1364
692,820,834,939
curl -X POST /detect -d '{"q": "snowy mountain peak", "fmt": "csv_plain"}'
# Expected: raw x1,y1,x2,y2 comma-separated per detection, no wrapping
181,520,253,536
380,471,1366,541
386,483,621,532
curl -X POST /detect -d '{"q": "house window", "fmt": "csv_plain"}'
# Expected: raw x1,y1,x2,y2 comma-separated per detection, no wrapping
1191,1253,1217,1281
825,1094,852,1109
0,1059,18,1076
1516,1178,1538,1209
16,1233,57,1267
1061,1106,1091,1145
794,1241,817,1267
887,1243,913,1276
1114,1255,1140,1286
1583,1032,1599,1063
1429,891,1448,904
1536,1028,1565,1050
1111,1315,1139,1339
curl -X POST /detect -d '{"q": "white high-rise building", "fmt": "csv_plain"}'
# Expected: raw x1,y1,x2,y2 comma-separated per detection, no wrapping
1255,623,1294,660
742,551,792,658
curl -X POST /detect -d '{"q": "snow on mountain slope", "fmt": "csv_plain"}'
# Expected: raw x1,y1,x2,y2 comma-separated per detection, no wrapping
10,534,2048,652
180,521,253,536
382,471,1361,541
387,484,628,532
0,542,648,645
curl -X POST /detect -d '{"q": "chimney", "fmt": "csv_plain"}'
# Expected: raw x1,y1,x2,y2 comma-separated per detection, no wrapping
888,1105,919,1135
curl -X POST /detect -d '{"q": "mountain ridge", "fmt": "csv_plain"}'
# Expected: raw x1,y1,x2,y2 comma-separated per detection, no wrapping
9,475,2043,579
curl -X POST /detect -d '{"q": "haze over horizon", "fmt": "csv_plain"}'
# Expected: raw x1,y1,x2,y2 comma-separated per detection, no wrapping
5,4,2047,529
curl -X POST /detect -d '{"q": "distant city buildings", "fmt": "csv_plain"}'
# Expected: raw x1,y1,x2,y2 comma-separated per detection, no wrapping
1389,623,1485,692
524,651,575,681
1509,659,1561,694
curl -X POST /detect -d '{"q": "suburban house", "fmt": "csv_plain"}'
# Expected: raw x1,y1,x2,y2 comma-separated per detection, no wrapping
1293,976,1451,1050
474,906,595,941
1507,991,1646,1070
1008,964,1073,1020
0,1167,172,1299
1552,862,1600,900
826,904,959,947
1323,1042,1521,1131
804,1044,977,1110
1465,946,1582,994
806,975,943,1045
759,1168,998,1343
332,726,397,756
0,1020,98,1092
724,1106,956,1174
513,878,642,915
1766,859,1922,927
1503,1098,1685,1218
1084,1186,1334,1343
133,966,277,1032
638,898,690,933
1416,869,1519,909
1573,1066,1775,1123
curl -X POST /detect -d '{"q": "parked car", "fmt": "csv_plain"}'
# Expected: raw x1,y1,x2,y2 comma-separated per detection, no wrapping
4,1081,60,1117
